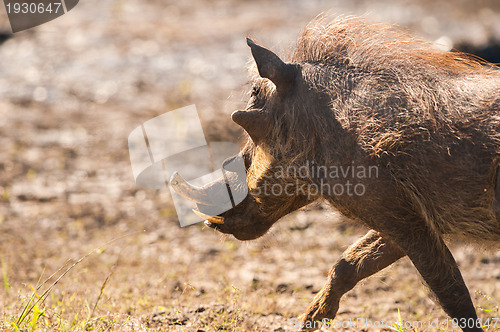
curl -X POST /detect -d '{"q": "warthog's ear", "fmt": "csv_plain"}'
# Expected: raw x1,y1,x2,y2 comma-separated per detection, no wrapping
247,38,296,95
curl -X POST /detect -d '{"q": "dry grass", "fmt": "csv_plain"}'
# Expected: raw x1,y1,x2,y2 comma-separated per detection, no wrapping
0,0,499,331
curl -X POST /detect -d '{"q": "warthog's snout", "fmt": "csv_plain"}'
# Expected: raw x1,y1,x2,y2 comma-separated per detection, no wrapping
169,154,275,240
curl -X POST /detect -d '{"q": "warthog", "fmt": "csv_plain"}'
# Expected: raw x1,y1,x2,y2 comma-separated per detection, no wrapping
172,16,500,331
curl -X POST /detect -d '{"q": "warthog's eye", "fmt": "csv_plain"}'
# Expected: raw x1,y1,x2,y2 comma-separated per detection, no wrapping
251,86,260,98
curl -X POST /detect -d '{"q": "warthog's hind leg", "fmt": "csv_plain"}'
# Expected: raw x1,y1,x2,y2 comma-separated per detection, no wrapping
298,230,405,330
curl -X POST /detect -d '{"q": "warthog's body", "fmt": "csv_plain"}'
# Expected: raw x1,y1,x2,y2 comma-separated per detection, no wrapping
172,17,500,331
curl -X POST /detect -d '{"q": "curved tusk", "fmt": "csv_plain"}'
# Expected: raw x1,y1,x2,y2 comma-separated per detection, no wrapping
170,172,213,205
192,209,224,224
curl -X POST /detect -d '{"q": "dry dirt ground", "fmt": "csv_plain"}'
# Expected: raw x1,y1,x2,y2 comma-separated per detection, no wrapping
0,0,500,331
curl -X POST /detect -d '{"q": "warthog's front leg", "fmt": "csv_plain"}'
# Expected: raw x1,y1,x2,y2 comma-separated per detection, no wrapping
390,223,484,332
298,230,405,330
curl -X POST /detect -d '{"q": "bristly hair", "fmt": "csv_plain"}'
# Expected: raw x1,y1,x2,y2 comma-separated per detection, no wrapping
290,15,497,75
248,15,499,181
279,16,500,156
238,15,500,244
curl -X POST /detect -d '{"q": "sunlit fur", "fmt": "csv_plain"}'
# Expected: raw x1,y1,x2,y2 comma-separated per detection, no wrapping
244,16,500,245
228,16,500,330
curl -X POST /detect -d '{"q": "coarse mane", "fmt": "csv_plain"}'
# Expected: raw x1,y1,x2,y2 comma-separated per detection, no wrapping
283,16,499,158
290,15,495,75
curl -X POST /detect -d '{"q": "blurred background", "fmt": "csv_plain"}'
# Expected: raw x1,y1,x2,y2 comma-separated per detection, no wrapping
0,0,499,331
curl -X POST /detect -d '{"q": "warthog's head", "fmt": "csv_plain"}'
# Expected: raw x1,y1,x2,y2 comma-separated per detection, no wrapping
170,38,329,240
